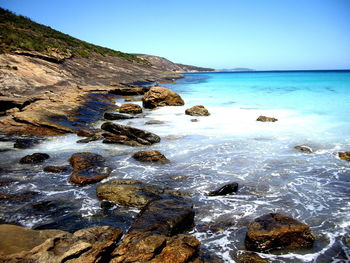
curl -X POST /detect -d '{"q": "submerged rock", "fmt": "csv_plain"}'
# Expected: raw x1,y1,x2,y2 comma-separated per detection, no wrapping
338,152,350,162
245,213,314,252
13,138,40,149
185,105,210,116
295,145,313,153
118,103,142,114
208,183,238,196
19,153,50,164
142,86,184,109
144,120,164,125
104,112,134,120
43,165,67,173
132,150,169,164
76,134,102,143
256,115,278,122
101,122,161,145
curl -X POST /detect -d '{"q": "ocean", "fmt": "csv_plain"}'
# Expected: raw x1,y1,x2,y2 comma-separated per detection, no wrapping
0,71,349,262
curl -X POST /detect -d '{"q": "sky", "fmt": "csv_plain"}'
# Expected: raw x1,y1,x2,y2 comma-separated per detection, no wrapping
1,0,350,70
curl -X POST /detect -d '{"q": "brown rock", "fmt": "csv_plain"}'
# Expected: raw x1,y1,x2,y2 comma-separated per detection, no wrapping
118,103,142,114
245,213,314,252
233,251,269,263
256,116,278,122
68,152,105,172
185,105,210,116
143,86,184,109
144,120,165,125
19,153,50,164
43,166,67,173
339,152,350,162
104,112,134,120
102,133,143,146
110,86,150,96
76,129,97,137
70,171,109,185
124,96,142,102
295,145,313,153
132,150,169,163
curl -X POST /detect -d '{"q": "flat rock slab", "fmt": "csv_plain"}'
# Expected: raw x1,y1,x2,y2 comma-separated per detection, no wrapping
245,213,314,252
256,115,278,122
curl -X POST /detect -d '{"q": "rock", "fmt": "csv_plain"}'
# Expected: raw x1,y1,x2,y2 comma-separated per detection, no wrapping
110,86,150,95
13,138,39,149
338,152,350,162
0,225,123,262
295,145,313,153
256,115,278,122
0,179,14,186
76,129,97,137
124,96,142,102
132,150,169,164
118,103,142,114
185,105,210,116
0,191,38,202
232,251,269,263
101,122,161,145
76,134,102,143
102,134,143,146
142,86,184,109
191,119,198,122
0,224,67,255
96,179,163,208
245,213,315,252
68,152,109,186
104,112,134,120
129,199,195,236
208,183,238,196
144,120,164,125
19,153,50,164
43,166,67,173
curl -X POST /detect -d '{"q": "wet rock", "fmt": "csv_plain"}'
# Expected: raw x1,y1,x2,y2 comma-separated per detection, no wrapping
76,134,103,143
338,152,350,162
43,165,67,173
142,86,184,109
208,183,238,196
19,153,50,164
0,225,123,262
13,138,39,149
118,103,142,114
124,96,142,102
144,120,164,125
102,133,143,146
0,179,14,186
110,86,149,96
96,179,163,208
185,105,210,116
101,122,161,145
191,119,198,122
68,152,109,186
256,115,278,122
0,224,67,256
132,150,169,164
129,199,195,236
295,145,313,153
104,112,134,120
76,129,97,137
232,251,269,263
0,191,38,202
245,213,315,252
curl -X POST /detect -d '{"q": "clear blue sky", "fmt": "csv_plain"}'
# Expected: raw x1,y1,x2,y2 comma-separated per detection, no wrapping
1,0,350,70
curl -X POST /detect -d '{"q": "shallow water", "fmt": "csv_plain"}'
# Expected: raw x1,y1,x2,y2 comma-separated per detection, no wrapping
1,71,350,262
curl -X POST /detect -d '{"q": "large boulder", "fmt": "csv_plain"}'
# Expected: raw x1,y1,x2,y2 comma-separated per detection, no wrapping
142,86,184,109
256,116,278,122
132,150,169,164
118,103,142,114
245,213,315,252
19,153,50,164
101,122,160,146
339,152,350,162
68,152,109,185
185,105,210,116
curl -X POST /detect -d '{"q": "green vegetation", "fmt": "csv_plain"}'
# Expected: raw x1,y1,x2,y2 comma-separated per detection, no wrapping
0,8,145,63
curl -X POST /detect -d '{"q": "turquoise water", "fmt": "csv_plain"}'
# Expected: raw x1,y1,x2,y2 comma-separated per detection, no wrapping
0,71,349,262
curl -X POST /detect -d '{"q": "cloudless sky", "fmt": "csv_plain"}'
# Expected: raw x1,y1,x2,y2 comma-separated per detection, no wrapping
1,0,350,70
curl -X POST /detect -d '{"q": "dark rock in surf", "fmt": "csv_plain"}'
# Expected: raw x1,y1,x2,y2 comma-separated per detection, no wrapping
245,213,315,252
132,150,169,164
208,183,238,196
101,122,160,145
295,145,313,153
185,105,210,116
104,112,134,120
118,103,142,114
43,165,67,173
256,115,278,122
76,134,103,143
102,133,143,146
13,138,39,149
76,128,97,137
19,153,50,164
338,152,350,162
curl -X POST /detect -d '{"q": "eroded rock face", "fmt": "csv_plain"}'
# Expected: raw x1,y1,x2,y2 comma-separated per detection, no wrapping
19,153,50,164
68,152,109,185
101,122,161,146
295,145,313,153
256,116,278,122
208,183,238,196
132,150,169,164
339,152,350,162
185,105,210,116
118,103,142,114
142,86,184,109
245,213,314,252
